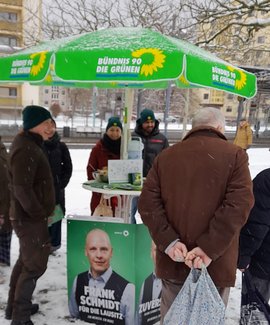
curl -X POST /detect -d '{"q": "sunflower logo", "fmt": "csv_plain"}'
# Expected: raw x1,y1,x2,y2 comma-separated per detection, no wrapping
132,48,165,77
30,51,47,76
45,74,52,83
235,70,247,90
179,74,189,86
44,63,55,83
227,66,247,90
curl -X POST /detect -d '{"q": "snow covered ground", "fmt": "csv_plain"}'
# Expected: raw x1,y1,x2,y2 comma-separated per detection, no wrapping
0,147,269,324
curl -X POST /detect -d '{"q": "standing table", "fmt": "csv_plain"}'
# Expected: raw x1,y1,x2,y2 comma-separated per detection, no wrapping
82,180,141,223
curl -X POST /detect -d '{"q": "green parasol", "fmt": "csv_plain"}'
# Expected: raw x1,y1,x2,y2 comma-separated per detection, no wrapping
0,27,257,158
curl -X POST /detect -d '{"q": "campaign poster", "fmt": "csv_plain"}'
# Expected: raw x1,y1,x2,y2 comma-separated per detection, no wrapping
135,225,162,325
67,217,161,325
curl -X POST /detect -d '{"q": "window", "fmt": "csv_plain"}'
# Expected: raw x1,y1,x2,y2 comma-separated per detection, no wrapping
0,87,17,97
227,94,234,99
44,100,48,105
203,93,209,100
9,88,17,96
52,93,59,99
52,86,59,93
61,90,65,95
257,36,265,44
0,12,17,22
233,38,239,47
61,102,65,105
44,89,49,94
256,51,263,59
0,35,17,46
226,107,232,113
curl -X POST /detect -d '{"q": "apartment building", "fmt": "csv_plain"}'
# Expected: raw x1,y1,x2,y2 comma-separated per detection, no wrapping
40,86,70,112
0,0,23,120
198,8,270,126
0,0,41,121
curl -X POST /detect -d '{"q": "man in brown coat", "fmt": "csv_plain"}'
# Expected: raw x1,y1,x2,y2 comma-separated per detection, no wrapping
5,105,55,325
138,107,254,322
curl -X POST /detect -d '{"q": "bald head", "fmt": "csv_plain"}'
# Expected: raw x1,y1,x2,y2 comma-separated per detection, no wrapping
86,229,111,246
85,229,113,278
192,107,225,134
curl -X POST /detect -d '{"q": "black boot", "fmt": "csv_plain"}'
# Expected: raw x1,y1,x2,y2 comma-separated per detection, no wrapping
11,320,34,325
5,303,39,320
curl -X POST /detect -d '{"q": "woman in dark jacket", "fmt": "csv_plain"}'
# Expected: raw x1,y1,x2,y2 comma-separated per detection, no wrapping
238,168,270,301
0,138,11,267
44,121,73,252
86,117,122,215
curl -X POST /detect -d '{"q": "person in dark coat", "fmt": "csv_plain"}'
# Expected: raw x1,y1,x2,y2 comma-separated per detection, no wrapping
5,105,55,325
138,107,254,322
86,117,122,215
0,138,11,274
238,168,270,302
44,120,73,252
131,109,169,223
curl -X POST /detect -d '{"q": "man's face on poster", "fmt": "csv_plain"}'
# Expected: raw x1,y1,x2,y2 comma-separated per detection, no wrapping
85,230,113,278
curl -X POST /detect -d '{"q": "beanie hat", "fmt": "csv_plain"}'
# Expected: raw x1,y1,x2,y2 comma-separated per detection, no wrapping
106,116,123,131
137,108,155,125
23,105,52,130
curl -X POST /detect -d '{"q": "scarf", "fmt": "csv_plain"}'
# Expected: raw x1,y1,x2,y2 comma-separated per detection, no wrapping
102,133,121,155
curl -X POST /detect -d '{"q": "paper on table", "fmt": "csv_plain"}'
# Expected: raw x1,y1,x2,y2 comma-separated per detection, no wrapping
108,159,143,184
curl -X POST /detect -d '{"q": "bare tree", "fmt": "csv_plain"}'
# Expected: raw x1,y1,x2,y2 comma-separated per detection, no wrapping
36,0,270,46
21,0,270,121
180,0,270,60
49,102,62,118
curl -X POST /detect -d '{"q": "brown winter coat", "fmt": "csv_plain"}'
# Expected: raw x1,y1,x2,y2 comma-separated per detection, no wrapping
0,140,11,232
138,126,254,287
233,121,253,149
9,131,55,222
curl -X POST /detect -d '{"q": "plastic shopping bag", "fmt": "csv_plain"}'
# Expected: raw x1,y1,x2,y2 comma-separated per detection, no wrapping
48,204,64,227
163,265,225,325
240,270,270,325
92,194,113,217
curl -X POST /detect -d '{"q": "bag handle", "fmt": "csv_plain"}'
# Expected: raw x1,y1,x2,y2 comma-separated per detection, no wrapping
99,194,112,207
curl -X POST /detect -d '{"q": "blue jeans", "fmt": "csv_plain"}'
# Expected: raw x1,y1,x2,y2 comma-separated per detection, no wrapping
130,196,139,224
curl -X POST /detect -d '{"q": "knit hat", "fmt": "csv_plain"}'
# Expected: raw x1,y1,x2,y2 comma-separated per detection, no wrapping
106,116,123,131
137,108,155,125
22,105,52,130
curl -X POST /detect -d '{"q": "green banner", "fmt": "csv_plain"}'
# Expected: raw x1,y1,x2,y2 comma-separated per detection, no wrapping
0,27,257,98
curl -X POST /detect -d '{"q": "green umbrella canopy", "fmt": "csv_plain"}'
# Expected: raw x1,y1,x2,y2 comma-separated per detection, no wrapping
0,27,256,98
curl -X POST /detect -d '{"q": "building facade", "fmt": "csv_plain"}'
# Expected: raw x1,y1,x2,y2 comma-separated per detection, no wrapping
0,0,41,121
198,7,270,127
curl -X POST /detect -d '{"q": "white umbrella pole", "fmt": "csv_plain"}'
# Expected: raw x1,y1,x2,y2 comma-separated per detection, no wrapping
121,88,134,160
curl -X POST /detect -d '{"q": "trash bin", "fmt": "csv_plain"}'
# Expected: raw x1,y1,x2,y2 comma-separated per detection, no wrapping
63,126,70,138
